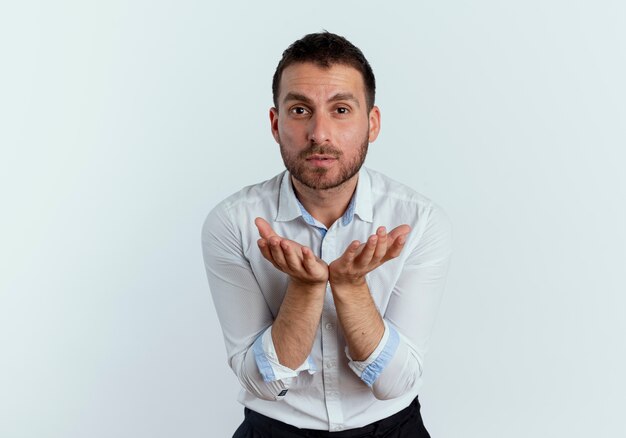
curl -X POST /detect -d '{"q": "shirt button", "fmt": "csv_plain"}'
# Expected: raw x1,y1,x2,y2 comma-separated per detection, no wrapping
325,361,335,369
325,323,334,330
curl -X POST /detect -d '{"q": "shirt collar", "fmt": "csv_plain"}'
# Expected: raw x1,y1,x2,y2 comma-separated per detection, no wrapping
275,171,303,222
275,168,373,224
351,167,373,223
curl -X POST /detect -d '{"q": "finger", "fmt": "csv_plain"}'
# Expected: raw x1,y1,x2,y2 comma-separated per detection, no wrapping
372,226,388,262
355,234,378,267
388,224,411,241
386,224,411,254
302,246,322,275
255,217,279,240
280,239,303,272
384,233,409,261
268,236,289,270
257,238,281,270
340,240,362,264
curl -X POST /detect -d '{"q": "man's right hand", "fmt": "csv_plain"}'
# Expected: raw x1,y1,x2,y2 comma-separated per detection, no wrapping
255,217,329,287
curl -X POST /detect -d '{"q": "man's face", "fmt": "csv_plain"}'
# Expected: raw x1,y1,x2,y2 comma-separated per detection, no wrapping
270,62,380,191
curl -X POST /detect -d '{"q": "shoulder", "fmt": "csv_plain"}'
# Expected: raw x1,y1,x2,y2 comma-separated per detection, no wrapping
201,172,285,240
364,167,452,242
209,172,284,218
365,167,440,213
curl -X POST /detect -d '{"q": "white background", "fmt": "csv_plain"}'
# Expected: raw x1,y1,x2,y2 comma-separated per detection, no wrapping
1,1,625,437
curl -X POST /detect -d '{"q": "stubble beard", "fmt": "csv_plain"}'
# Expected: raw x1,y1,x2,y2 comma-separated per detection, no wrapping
280,135,369,191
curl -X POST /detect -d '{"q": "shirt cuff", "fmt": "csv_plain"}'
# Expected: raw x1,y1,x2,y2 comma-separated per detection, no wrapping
253,326,316,383
345,320,400,387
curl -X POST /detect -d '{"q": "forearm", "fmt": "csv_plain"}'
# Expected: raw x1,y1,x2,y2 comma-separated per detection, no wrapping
326,225,408,361
272,280,326,369
330,278,385,361
331,279,422,400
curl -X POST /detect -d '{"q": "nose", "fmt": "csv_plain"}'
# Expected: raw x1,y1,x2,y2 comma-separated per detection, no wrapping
308,112,331,145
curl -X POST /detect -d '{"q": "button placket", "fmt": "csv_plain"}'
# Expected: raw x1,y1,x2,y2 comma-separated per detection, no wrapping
319,226,344,429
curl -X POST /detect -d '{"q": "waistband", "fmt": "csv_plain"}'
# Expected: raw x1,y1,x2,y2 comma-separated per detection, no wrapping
244,396,421,437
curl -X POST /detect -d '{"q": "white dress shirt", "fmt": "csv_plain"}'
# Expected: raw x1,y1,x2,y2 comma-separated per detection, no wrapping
202,167,452,432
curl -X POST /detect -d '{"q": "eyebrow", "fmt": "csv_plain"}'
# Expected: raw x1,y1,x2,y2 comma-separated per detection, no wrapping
282,92,360,108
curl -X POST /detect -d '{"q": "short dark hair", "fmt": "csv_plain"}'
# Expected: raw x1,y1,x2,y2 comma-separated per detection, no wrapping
272,31,376,111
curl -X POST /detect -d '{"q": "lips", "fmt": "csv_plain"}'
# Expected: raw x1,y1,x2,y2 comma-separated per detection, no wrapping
306,154,337,161
305,154,338,168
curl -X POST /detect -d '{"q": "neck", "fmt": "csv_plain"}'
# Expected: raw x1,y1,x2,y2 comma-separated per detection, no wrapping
291,174,359,229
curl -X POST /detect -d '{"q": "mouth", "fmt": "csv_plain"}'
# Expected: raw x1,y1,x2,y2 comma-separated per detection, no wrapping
306,154,337,161
305,154,338,168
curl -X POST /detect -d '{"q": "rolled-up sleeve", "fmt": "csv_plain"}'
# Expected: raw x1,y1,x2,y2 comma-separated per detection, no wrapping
345,203,453,400
201,203,315,401
255,326,316,382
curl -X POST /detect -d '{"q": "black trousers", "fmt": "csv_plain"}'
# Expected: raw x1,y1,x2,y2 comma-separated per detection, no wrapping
233,397,431,438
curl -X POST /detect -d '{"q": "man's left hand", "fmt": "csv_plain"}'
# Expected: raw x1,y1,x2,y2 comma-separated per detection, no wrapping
329,224,411,286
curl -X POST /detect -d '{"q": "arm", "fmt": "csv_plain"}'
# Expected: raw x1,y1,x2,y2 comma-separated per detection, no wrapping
202,209,323,401
330,204,452,400
372,204,452,399
202,207,285,400
254,218,328,369
328,225,410,361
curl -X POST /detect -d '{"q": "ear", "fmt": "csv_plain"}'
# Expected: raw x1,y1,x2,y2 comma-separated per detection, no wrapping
368,105,381,143
269,107,280,144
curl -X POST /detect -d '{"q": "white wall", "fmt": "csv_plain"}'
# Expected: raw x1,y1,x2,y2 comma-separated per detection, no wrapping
1,1,625,437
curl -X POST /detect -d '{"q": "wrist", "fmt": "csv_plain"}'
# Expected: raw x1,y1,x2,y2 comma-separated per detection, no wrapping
289,277,328,294
329,272,367,288
329,276,369,303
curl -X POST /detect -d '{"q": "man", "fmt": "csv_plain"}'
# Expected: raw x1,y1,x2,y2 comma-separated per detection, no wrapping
202,32,452,437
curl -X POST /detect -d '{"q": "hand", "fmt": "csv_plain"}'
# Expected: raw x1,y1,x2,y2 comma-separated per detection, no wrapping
255,217,329,286
329,224,411,286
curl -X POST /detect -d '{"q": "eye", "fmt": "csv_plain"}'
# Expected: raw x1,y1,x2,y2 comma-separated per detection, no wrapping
290,106,310,116
336,106,350,115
